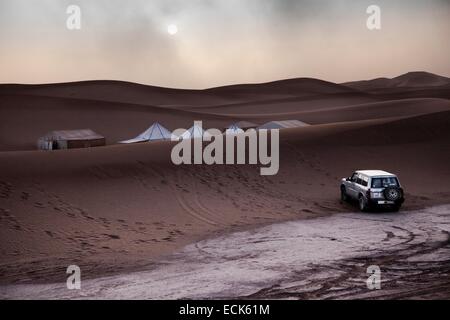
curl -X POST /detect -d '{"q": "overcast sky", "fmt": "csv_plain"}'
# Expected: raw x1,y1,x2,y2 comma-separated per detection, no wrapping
0,0,449,88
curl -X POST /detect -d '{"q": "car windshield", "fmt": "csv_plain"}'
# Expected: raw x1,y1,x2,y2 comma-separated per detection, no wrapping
371,177,399,188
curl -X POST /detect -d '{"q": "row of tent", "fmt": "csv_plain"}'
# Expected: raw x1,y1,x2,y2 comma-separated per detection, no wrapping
119,120,309,144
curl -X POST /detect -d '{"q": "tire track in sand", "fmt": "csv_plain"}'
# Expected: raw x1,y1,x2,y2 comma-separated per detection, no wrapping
142,163,220,226
176,168,230,226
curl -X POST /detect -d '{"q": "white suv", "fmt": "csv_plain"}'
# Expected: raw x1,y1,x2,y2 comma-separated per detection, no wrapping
340,170,405,212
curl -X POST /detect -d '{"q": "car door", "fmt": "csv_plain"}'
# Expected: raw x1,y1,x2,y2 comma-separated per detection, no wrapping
358,174,369,197
347,172,359,199
354,174,364,197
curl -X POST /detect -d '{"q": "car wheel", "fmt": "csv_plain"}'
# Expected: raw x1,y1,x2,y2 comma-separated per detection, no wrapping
384,187,402,201
359,196,367,212
341,187,348,202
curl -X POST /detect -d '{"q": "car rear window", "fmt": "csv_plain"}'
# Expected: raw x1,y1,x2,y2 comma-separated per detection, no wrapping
371,177,399,188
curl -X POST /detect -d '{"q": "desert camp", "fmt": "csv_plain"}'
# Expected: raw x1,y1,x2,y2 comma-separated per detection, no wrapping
36,119,305,150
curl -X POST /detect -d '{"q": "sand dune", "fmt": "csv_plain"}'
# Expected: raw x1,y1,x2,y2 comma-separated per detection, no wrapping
343,71,450,91
0,73,449,285
198,98,450,124
205,77,357,95
0,77,354,110
0,81,237,108
2,73,450,151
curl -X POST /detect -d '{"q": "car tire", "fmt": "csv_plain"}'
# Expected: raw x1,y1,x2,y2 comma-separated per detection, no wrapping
384,187,402,201
341,187,348,202
359,196,367,212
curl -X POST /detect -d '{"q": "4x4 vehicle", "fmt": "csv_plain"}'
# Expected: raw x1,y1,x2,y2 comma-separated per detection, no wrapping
340,170,404,212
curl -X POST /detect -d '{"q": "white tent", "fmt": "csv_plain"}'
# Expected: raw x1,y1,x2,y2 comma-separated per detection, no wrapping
225,123,244,135
257,120,310,130
119,123,172,144
178,123,211,140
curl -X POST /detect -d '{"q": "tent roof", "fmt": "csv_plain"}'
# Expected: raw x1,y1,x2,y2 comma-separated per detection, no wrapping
258,120,310,129
225,124,244,135
232,121,258,129
40,129,104,141
120,122,172,144
178,124,211,139
228,124,240,130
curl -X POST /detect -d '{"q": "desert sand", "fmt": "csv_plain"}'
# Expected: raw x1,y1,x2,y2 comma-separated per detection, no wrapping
3,205,449,299
0,71,449,287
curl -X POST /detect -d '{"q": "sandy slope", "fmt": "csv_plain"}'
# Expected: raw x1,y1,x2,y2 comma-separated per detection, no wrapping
0,73,449,285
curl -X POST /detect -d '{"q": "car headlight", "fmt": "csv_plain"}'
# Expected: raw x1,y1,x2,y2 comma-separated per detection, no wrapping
371,192,383,198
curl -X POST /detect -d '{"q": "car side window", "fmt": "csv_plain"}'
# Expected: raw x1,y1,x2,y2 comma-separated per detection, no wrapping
361,175,368,187
351,173,358,182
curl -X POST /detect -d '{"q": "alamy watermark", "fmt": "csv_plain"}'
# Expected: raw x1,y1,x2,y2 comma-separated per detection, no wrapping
367,5,382,30
66,265,81,290
170,121,279,176
65,4,381,31
366,265,381,290
66,5,81,30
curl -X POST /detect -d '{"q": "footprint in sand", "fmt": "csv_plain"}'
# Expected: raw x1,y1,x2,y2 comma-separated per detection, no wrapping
21,192,30,201
34,202,46,208
103,234,120,240
99,217,111,225
1,209,26,231
45,231,55,238
0,181,13,198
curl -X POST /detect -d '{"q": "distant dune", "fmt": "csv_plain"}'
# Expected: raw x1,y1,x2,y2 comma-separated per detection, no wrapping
205,77,357,95
0,72,449,284
343,71,450,91
1,72,449,151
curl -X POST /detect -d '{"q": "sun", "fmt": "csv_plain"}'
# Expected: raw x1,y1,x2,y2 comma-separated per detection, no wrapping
167,24,178,35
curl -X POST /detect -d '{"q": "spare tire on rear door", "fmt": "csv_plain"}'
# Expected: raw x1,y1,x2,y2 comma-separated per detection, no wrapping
384,187,402,201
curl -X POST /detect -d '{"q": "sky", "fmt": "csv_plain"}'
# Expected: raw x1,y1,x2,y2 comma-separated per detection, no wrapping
0,0,449,88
